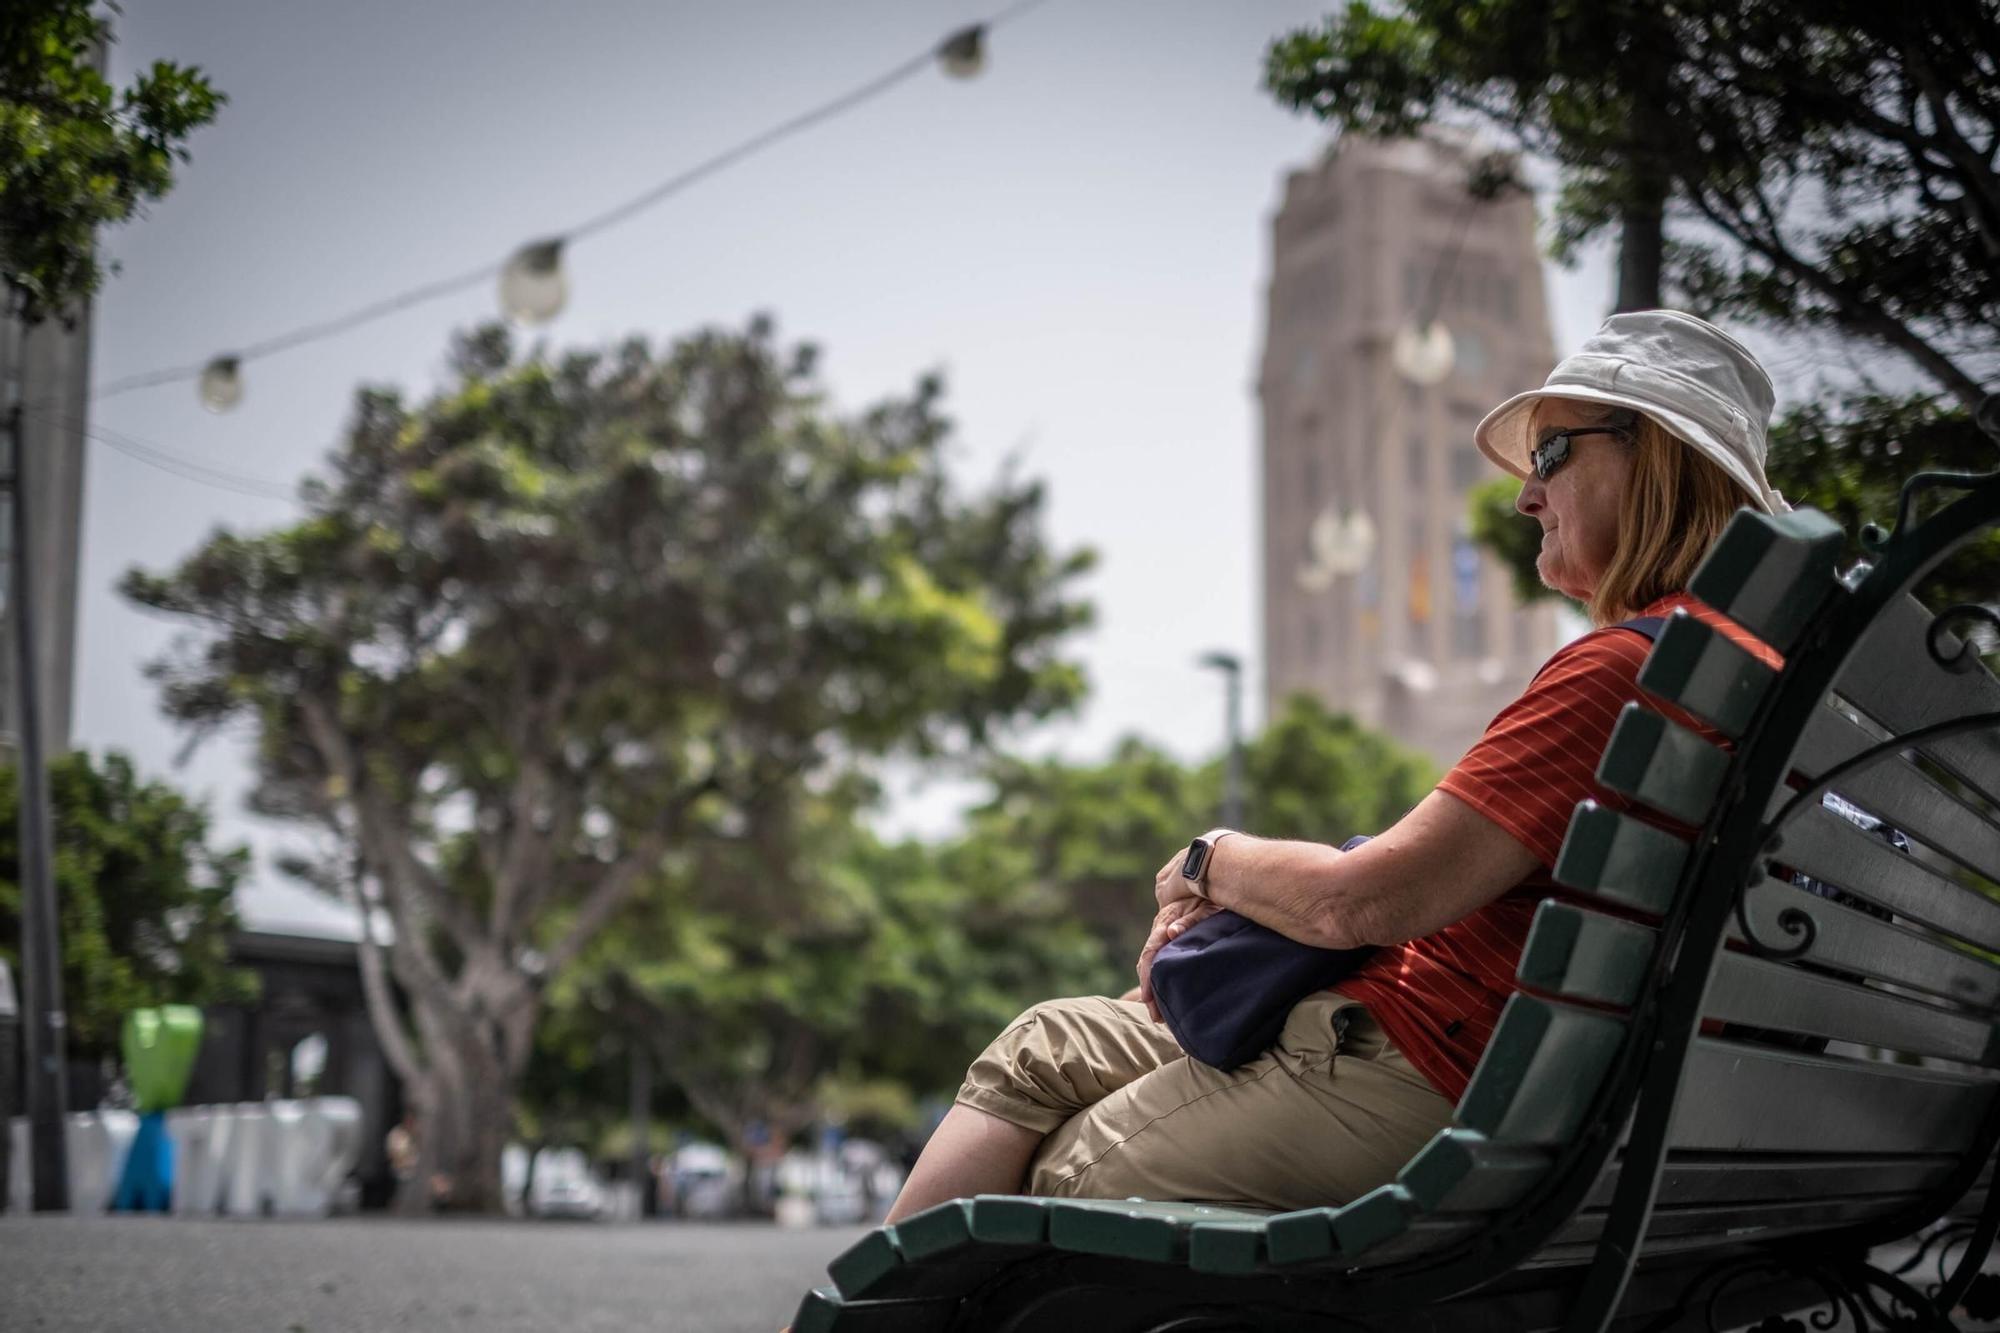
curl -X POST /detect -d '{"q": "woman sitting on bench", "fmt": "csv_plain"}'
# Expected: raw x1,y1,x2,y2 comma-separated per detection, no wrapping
887,310,1790,1220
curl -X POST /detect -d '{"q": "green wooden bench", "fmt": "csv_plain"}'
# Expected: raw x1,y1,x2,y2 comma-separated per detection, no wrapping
793,474,2000,1332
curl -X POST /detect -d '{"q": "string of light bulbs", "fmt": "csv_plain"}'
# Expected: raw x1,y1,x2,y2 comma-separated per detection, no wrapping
92,1,1053,415
32,409,299,500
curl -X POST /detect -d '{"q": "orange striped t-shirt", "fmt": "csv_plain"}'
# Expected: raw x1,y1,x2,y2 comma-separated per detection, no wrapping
1332,592,1781,1104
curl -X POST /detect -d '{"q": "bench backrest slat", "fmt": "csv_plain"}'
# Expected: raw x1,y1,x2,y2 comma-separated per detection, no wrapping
1670,1038,1996,1155
1774,801,2000,950
1705,951,1998,1065
1793,700,2000,883
1839,596,2000,809
1396,1128,1965,1220
1734,876,2000,1012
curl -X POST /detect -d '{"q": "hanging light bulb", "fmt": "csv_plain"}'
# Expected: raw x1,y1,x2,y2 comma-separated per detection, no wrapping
1391,319,1454,386
1310,507,1378,575
937,25,986,79
499,238,568,326
198,356,243,413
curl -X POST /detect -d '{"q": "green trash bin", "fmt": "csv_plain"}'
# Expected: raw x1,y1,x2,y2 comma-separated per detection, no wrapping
114,1006,204,1212
123,1006,203,1114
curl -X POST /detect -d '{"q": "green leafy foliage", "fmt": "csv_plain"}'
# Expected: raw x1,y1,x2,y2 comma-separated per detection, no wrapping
0,752,254,1063
1465,475,1556,608
2,1,224,322
1245,694,1439,844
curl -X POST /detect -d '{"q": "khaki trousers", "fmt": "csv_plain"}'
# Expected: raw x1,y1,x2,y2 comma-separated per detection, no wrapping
956,992,1454,1212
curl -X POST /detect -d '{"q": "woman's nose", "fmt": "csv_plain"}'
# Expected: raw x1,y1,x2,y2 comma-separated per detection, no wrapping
1517,476,1545,516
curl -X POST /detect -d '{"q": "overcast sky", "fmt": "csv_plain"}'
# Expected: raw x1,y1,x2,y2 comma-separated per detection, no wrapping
79,0,1637,931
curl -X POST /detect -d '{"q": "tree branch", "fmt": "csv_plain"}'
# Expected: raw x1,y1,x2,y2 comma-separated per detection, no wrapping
348,865,424,1088
298,695,462,1012
1683,181,1988,408
536,834,668,981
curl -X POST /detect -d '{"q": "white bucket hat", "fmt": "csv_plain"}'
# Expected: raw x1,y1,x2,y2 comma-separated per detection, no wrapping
1473,309,1788,514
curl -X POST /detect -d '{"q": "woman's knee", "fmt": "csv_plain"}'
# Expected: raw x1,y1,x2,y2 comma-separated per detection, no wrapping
960,995,1175,1127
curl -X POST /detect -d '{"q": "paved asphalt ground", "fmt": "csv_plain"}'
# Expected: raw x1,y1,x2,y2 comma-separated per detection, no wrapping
0,1215,868,1333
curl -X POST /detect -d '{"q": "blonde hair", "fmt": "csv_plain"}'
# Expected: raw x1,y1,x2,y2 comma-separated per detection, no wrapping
1588,413,1751,625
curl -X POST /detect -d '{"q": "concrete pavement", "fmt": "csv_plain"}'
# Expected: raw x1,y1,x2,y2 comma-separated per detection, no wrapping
0,1215,866,1333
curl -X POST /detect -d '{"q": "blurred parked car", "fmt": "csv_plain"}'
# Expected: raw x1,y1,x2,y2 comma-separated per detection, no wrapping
529,1146,605,1220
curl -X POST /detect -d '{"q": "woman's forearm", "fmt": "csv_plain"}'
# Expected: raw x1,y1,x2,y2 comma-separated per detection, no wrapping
1197,792,1540,949
1200,835,1379,949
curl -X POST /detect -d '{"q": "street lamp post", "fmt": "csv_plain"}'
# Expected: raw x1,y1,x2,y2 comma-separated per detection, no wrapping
2,389,69,1212
1198,651,1246,830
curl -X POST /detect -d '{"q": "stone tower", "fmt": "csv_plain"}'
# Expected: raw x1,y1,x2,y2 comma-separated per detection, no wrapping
1258,135,1562,771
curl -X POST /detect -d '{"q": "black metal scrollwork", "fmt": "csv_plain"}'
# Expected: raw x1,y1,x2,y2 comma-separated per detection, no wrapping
1926,603,2000,673
1666,1249,1962,1333
1868,469,2000,551
1892,1219,1978,1291
1734,853,1819,961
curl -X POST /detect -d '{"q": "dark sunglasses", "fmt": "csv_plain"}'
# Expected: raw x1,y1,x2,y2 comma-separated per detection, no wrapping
1529,424,1633,481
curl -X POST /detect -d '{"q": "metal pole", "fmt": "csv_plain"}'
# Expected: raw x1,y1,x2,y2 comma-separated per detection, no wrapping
628,1041,652,1218
1198,651,1245,829
0,958,16,1210
5,397,68,1211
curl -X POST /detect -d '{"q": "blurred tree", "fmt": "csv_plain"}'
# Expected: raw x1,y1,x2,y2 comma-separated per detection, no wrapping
953,699,1436,1001
1266,2,1999,410
543,699,1435,1178
121,320,1093,1212
1244,694,1438,845
2,1,224,322
0,752,253,1064
561,779,1105,1211
961,737,1214,980
1466,476,1548,608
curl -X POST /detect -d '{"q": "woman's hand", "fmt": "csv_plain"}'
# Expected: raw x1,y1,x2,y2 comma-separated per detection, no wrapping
1154,844,1199,911
1135,897,1222,1022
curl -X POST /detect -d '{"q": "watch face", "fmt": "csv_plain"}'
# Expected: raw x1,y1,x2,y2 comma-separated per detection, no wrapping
1182,840,1210,880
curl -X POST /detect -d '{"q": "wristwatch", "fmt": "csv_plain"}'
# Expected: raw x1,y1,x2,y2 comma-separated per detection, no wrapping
1180,828,1241,901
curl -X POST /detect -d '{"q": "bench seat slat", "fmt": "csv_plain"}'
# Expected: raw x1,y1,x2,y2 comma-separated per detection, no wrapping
792,1287,964,1333
1776,802,2000,951
1045,1198,1270,1263
1794,701,2000,886
1685,507,1845,654
1456,996,1628,1147
1516,902,1655,1005
1636,611,1778,739
1552,803,1690,915
1596,704,1730,827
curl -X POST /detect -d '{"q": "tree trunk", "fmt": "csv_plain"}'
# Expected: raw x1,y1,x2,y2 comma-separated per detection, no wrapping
386,975,537,1216
1616,194,1665,313
1615,68,1672,313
